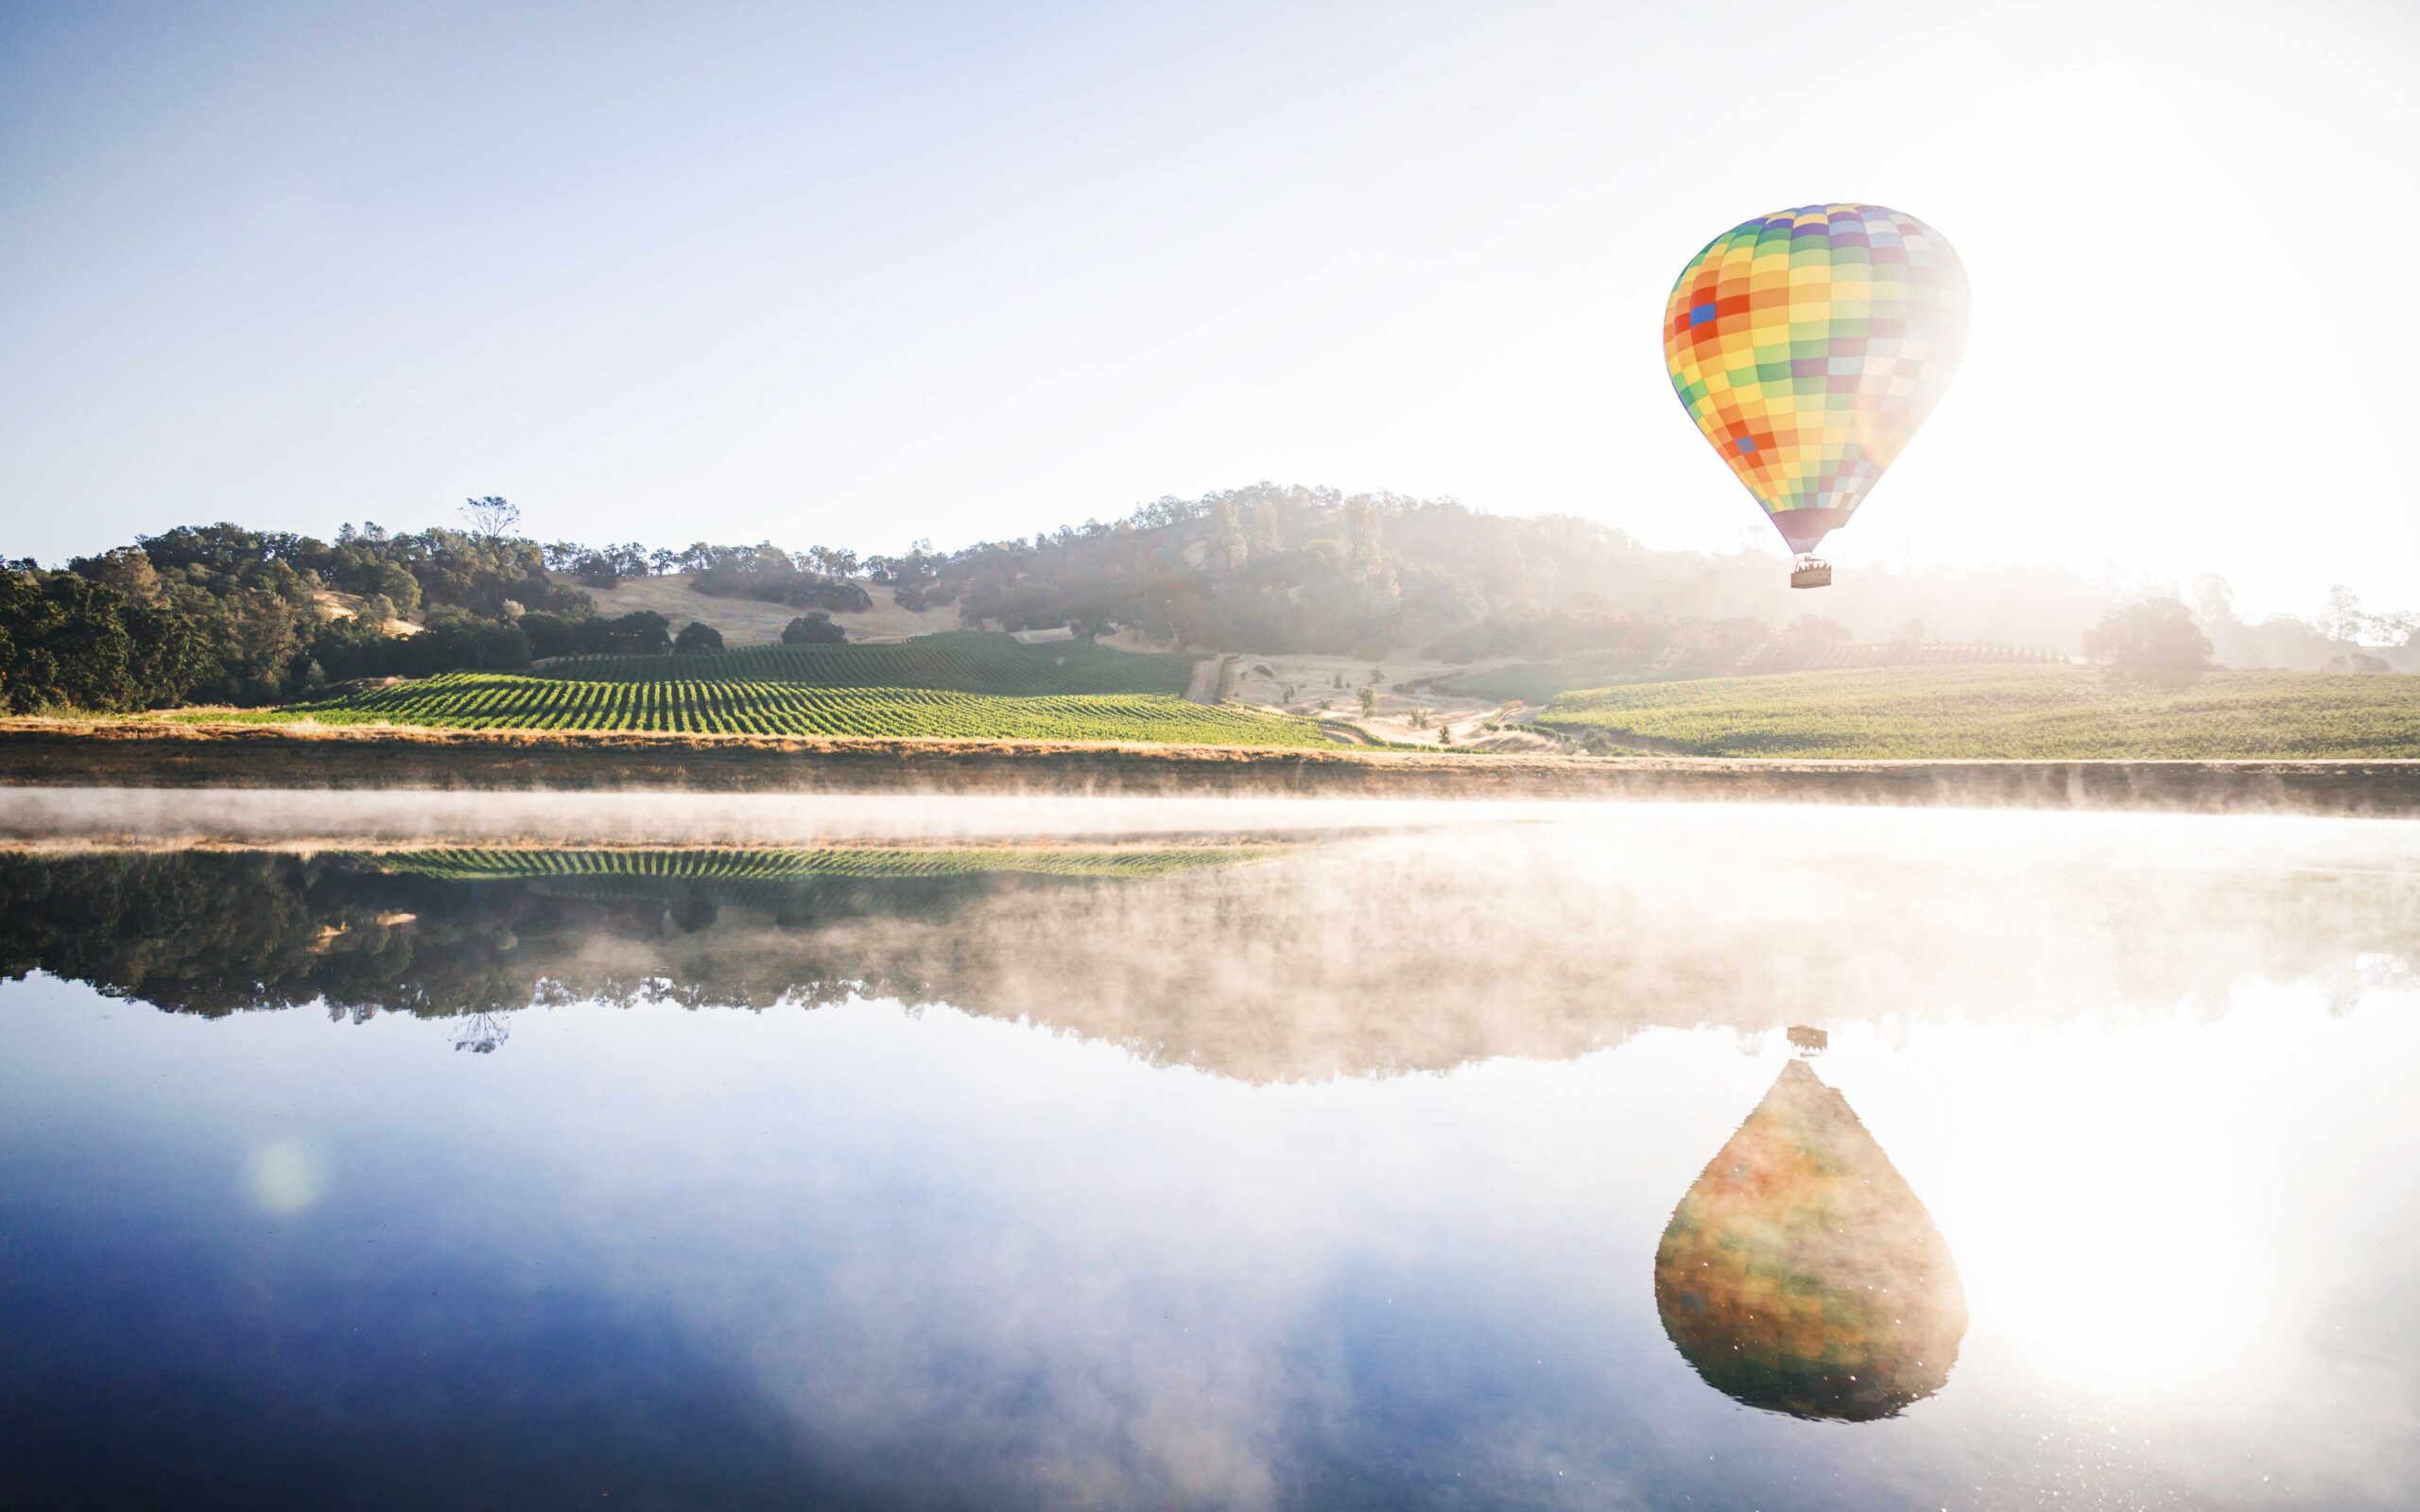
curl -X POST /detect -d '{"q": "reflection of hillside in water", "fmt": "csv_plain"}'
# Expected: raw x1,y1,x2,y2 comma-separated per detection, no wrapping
4,819,2417,1080
1656,1060,1965,1420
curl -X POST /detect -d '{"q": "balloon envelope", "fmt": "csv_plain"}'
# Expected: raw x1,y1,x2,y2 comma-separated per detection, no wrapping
1663,204,1968,555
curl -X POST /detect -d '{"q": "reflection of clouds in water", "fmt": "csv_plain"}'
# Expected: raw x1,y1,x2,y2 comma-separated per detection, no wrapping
245,1140,328,1214
693,1035,1332,1506
546,1005,1662,1509
744,1240,1295,1508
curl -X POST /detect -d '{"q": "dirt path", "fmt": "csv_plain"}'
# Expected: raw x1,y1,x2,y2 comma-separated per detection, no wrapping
1184,656,1227,704
1522,712,1700,756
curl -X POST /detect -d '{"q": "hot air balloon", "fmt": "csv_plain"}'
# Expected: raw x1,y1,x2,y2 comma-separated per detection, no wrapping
1654,1058,1966,1420
1663,204,1968,588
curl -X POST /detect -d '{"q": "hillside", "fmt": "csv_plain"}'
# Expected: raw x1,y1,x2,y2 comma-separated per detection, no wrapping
557,570,939,644
1534,666,2420,759
539,630,1192,695
15,494,2414,725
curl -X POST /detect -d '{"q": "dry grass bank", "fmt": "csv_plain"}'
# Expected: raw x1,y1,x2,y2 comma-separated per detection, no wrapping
2,717,2418,816
562,572,940,644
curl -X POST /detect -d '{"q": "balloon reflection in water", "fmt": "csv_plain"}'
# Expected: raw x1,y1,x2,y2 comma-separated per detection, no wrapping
1654,1059,1965,1421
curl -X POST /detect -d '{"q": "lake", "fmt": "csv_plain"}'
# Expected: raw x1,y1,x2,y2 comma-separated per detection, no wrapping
3,796,2416,1509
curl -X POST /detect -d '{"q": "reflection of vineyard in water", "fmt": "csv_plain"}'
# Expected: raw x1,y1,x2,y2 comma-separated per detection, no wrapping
380,845,1246,884
3,821,2416,1079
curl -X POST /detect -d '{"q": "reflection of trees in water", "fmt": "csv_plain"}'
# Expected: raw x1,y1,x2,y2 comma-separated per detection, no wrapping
1654,1059,1964,1420
0,850,1234,1025
450,1010,510,1054
3,833,2417,1081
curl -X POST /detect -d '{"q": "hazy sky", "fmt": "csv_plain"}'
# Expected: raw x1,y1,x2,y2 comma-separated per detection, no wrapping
4,0,2415,613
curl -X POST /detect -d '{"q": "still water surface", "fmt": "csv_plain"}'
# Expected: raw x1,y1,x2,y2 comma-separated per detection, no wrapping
3,800,2416,1509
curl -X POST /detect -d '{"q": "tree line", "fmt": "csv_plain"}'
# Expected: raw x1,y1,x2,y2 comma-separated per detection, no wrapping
0,501,887,713
0,850,1098,1018
7,483,2412,714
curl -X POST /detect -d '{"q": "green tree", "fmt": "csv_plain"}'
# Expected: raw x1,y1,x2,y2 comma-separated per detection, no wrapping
2322,651,2391,674
0,570,207,713
603,611,672,655
781,613,847,645
415,607,532,671
352,559,422,621
674,621,726,655
2082,599,2214,679
517,611,582,660
73,546,167,607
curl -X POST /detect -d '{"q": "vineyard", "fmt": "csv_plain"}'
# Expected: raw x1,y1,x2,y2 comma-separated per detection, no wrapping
1731,639,2062,676
248,672,1332,745
1535,665,2420,759
539,630,1192,696
212,629,1314,744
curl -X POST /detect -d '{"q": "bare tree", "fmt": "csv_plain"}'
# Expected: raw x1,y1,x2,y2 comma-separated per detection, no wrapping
451,1011,510,1054
460,495,520,541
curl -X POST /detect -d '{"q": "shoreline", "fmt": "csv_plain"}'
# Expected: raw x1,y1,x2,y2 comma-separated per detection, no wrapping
2,720,2417,816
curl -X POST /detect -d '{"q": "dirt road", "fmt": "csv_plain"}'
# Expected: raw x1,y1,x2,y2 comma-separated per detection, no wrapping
1184,657,1228,703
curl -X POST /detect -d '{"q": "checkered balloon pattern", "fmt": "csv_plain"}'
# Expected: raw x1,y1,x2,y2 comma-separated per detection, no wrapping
1663,204,1968,554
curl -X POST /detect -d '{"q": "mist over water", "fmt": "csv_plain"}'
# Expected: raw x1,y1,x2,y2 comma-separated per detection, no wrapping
3,796,2416,1508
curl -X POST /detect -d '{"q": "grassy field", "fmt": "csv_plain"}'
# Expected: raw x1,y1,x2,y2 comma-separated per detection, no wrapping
240,674,1330,745
542,630,1193,695
1534,665,2420,758
1443,641,2059,706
